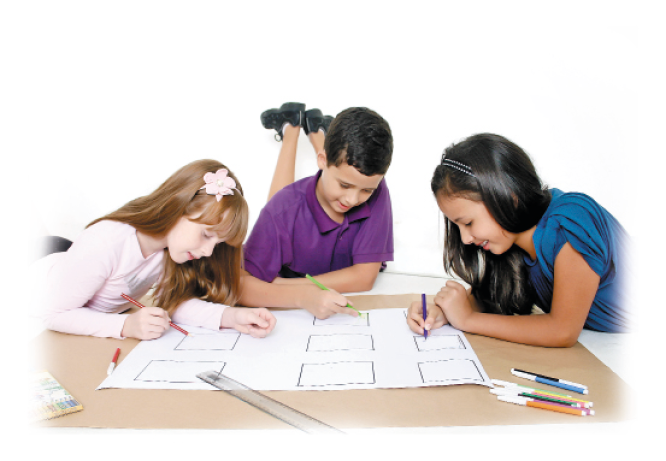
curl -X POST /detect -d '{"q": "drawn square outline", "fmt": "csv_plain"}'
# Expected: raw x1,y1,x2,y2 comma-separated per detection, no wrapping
306,334,375,352
134,360,226,383
174,331,241,351
417,359,483,383
297,361,376,387
413,334,466,351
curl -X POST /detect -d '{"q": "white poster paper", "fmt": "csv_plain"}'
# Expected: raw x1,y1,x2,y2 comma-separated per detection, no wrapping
98,308,491,391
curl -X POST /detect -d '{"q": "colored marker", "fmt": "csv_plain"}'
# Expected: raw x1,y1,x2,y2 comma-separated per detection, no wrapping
511,369,588,395
490,388,581,407
512,368,588,390
492,379,593,407
497,395,588,416
495,392,593,414
121,293,192,336
107,348,120,375
305,274,364,317
421,293,428,339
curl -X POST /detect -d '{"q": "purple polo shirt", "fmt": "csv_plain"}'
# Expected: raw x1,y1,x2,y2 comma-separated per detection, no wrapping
243,170,394,282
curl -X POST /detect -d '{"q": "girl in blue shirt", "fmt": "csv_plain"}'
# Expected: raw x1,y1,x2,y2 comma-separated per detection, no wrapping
407,133,629,347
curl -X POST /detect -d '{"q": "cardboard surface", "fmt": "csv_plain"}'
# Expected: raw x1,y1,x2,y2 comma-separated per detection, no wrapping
32,294,633,429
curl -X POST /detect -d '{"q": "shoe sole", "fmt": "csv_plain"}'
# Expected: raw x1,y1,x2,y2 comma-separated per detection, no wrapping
304,109,333,135
260,102,306,134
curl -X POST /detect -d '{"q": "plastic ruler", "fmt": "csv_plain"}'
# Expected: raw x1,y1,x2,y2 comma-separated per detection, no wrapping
197,370,344,434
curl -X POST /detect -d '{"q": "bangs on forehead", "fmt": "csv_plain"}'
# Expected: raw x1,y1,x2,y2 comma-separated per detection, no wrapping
193,197,247,247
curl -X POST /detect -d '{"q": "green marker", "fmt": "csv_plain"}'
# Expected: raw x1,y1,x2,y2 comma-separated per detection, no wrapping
305,274,365,317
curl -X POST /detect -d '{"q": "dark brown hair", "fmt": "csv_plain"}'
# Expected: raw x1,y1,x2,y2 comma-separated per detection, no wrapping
432,133,551,315
324,107,393,176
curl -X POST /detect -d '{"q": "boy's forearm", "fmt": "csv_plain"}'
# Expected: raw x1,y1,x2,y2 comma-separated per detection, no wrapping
239,271,314,309
308,262,382,293
239,262,382,309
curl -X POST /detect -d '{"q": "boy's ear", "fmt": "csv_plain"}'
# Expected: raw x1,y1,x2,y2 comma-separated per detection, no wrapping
316,150,327,170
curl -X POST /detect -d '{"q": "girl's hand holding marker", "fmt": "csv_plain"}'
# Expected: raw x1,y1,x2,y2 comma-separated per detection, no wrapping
37,160,277,341
405,133,628,346
120,293,275,340
121,293,192,339
407,297,448,337
121,305,172,340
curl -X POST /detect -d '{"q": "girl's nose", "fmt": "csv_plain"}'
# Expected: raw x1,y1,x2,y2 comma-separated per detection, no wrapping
459,228,474,245
201,240,216,257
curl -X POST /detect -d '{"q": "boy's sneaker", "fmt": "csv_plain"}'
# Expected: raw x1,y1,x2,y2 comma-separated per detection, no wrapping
303,108,334,135
260,102,306,141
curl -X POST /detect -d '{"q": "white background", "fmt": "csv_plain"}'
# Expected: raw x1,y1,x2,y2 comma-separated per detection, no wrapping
2,1,664,458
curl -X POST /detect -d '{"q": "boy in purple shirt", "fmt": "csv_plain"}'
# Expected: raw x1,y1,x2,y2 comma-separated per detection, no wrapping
240,104,394,319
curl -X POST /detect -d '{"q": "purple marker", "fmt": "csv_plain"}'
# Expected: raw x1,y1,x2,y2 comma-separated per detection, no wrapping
422,293,428,339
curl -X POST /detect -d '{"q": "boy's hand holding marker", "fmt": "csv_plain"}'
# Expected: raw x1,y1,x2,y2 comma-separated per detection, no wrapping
304,286,358,320
271,276,357,319
304,274,360,319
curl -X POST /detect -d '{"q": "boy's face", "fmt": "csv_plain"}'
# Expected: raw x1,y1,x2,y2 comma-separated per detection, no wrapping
315,151,384,222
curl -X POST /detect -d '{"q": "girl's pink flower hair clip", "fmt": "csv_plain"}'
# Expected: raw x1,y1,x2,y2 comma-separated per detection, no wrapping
200,169,237,201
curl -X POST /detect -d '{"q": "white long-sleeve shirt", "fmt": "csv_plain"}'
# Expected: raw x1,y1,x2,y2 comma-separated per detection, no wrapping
34,220,227,338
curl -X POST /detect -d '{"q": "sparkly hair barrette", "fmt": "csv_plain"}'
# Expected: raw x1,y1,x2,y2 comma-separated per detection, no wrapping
441,157,475,177
200,169,237,201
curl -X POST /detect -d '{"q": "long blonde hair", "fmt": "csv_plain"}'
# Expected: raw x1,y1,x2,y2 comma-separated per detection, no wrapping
89,159,249,313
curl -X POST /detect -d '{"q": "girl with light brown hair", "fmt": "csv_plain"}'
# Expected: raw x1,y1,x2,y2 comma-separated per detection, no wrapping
36,159,276,340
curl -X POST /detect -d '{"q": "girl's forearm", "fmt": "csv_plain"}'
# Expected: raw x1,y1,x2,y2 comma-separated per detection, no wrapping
461,311,581,348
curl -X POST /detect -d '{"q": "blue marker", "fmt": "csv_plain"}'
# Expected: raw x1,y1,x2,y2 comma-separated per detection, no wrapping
511,368,588,395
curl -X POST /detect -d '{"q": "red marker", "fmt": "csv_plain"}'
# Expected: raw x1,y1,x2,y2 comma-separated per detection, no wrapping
107,348,120,375
121,293,192,337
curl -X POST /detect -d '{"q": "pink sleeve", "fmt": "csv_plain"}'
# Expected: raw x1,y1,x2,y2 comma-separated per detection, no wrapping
170,298,227,331
38,228,128,339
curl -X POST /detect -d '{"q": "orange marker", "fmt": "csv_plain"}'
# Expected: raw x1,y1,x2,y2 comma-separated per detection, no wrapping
498,395,589,416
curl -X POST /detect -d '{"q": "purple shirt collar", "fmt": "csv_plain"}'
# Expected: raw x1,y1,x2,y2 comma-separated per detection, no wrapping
305,170,372,234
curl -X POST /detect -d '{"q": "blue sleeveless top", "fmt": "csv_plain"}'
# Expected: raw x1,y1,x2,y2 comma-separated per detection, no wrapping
524,188,629,332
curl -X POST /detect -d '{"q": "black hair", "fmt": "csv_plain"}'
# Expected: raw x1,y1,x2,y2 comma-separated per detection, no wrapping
431,133,551,315
323,107,393,176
